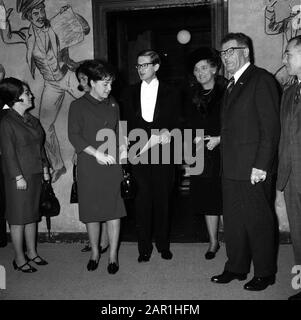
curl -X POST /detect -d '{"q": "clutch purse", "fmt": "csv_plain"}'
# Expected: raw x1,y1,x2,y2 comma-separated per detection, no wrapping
70,164,78,204
120,165,136,200
40,180,60,218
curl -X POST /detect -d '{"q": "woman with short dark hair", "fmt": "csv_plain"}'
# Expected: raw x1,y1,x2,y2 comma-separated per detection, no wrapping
0,77,50,272
68,60,126,274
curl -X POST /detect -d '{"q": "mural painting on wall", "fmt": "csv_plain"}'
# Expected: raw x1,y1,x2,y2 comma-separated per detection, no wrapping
0,0,90,183
265,0,301,87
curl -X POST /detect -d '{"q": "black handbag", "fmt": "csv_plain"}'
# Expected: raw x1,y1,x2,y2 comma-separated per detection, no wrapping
70,164,78,204
40,180,60,218
120,165,136,200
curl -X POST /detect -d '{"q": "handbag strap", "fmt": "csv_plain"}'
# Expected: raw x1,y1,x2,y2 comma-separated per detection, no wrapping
73,164,77,182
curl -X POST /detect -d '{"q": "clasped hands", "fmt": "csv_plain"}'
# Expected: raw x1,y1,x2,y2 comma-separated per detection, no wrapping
250,168,267,185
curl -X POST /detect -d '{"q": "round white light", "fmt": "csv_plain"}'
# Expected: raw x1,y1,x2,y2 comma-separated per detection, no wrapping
177,30,191,44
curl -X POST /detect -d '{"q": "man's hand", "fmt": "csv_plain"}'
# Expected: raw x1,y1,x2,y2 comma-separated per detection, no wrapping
16,176,27,190
250,168,267,185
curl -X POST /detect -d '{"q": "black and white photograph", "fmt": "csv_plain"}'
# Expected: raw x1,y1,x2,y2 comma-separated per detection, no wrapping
0,0,301,311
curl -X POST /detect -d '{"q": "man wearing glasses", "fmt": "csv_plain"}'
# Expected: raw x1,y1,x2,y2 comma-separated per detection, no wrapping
121,50,180,263
211,33,281,291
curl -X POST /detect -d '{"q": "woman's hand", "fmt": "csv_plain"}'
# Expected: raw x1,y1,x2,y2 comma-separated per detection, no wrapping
96,150,116,165
16,176,27,190
206,136,220,150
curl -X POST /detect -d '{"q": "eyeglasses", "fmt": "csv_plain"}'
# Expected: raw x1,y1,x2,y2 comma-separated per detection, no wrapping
135,63,154,70
220,47,246,58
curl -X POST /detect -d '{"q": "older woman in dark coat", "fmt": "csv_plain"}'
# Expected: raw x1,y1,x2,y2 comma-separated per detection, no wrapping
0,77,50,272
184,47,227,260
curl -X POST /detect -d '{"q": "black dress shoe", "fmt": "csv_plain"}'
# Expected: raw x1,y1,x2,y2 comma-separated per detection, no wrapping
138,254,151,263
87,259,99,271
211,271,247,284
13,260,37,273
205,244,220,260
107,262,119,274
288,291,301,300
26,254,48,266
244,275,275,291
160,250,173,260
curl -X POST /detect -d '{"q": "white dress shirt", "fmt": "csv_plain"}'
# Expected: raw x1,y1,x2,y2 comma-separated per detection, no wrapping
233,62,251,84
140,78,159,122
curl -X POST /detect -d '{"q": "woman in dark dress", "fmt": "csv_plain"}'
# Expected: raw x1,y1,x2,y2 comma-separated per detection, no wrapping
0,78,50,272
75,60,110,254
185,47,227,259
68,60,127,274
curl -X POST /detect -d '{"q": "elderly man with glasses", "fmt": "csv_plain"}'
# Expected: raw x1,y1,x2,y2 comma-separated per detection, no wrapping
211,33,281,291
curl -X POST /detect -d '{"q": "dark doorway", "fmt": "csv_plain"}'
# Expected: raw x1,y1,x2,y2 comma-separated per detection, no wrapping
92,0,228,243
107,5,212,89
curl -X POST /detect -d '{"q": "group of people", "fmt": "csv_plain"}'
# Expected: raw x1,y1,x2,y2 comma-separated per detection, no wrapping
0,31,301,300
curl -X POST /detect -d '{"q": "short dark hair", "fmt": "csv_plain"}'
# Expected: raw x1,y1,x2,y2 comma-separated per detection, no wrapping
81,60,115,88
75,59,94,80
137,50,161,65
0,77,26,107
288,35,301,48
221,32,254,63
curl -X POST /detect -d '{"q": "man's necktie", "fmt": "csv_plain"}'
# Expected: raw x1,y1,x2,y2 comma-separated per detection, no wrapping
294,82,301,104
227,77,235,95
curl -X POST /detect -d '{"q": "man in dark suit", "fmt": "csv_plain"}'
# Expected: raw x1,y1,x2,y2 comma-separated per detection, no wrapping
277,35,301,300
211,33,281,291
121,50,180,262
0,63,7,247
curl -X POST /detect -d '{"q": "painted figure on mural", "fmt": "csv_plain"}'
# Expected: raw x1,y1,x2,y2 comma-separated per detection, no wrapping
265,0,301,87
0,0,90,183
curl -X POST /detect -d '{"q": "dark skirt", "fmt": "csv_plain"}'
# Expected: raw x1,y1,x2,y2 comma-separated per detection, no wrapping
4,173,42,225
189,176,222,215
77,161,126,224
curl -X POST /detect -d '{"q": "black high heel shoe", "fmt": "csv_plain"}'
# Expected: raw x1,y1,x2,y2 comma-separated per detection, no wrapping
25,254,48,266
107,262,119,274
87,258,99,271
13,260,37,273
205,244,220,260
